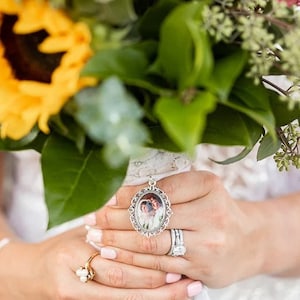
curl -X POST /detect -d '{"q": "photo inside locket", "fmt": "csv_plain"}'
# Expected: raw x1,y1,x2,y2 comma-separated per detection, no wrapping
136,192,165,232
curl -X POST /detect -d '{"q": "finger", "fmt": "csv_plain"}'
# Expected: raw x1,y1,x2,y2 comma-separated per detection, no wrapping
64,265,201,300
87,229,172,255
114,170,217,208
76,277,202,300
93,199,206,231
99,246,189,275
92,255,176,288
87,227,201,259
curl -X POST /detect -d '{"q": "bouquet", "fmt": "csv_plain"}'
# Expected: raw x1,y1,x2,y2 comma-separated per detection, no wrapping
0,0,300,227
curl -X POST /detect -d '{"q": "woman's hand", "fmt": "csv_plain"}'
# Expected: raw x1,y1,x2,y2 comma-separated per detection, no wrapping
86,170,267,288
0,225,202,299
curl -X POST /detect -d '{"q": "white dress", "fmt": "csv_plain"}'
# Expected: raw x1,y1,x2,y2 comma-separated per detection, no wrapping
3,145,300,300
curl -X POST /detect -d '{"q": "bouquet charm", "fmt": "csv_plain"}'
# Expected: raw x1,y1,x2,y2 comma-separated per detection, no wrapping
128,176,172,238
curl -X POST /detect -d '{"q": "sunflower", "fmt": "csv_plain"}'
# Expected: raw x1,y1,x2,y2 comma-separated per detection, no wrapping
0,0,96,140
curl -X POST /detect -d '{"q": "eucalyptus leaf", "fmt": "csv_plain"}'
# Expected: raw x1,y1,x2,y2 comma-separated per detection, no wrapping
257,133,281,161
42,134,127,228
210,146,254,165
74,77,149,166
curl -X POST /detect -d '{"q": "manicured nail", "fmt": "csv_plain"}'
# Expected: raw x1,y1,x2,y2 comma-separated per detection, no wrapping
86,228,102,243
106,195,117,206
101,247,117,259
84,213,96,226
166,273,182,283
187,281,203,297
87,240,102,251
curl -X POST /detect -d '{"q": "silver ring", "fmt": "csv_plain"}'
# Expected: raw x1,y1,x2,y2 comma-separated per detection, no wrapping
167,229,186,256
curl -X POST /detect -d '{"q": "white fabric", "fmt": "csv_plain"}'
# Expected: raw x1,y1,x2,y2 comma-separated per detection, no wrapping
3,145,300,299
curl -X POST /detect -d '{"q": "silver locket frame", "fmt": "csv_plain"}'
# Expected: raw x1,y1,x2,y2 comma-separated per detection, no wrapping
128,178,172,237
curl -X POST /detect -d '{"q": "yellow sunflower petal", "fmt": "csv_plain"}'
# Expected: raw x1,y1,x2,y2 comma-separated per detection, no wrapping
60,44,93,67
18,80,51,97
13,0,48,33
43,9,73,35
0,0,21,15
39,34,75,53
0,0,94,139
0,112,37,140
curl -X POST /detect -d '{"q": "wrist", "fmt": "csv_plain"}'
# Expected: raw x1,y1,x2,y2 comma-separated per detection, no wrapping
237,200,269,278
248,196,300,276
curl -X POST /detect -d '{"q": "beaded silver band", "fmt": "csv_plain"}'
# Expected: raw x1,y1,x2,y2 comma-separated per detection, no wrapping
167,229,186,257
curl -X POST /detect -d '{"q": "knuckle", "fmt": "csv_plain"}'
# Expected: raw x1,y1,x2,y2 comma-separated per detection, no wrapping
151,255,163,271
205,232,227,255
144,271,163,289
106,266,126,287
139,236,158,254
102,230,115,245
123,251,134,266
98,206,112,228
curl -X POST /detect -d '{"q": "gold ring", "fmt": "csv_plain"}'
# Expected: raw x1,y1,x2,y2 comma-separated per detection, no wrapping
75,252,99,283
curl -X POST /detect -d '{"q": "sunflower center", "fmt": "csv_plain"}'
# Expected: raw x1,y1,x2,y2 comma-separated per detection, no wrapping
0,14,64,83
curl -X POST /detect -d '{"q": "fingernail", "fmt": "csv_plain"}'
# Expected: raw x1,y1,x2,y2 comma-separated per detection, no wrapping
86,228,102,243
106,195,117,206
166,273,182,283
187,281,203,297
84,213,96,226
101,247,117,259
87,240,102,251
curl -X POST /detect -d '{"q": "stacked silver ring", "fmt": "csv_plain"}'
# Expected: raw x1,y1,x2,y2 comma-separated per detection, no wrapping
167,228,186,256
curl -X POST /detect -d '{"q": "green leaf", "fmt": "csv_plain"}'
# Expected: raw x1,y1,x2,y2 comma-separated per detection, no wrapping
202,105,263,146
68,0,136,25
257,133,281,161
50,114,86,153
0,130,47,153
269,90,300,126
206,49,248,101
82,46,166,94
157,1,212,89
82,47,148,80
42,134,127,228
211,146,254,165
137,0,181,39
227,77,276,138
155,91,216,152
203,107,264,164
147,124,181,152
